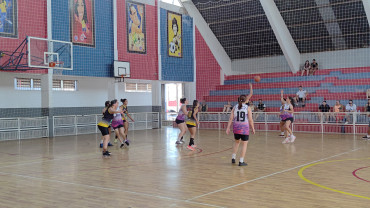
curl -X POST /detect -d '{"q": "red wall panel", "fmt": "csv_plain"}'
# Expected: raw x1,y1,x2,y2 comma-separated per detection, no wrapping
195,27,221,101
117,0,158,80
0,0,47,74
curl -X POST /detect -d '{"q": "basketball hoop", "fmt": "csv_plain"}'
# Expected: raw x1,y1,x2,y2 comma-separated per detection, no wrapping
48,61,64,68
115,74,126,83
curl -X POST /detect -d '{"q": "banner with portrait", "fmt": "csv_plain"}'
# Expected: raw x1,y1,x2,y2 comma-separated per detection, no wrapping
167,11,182,58
70,0,95,47
126,1,146,54
0,0,18,38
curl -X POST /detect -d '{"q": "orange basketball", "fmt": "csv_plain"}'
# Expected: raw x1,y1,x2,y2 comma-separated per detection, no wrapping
49,62,56,67
254,76,261,82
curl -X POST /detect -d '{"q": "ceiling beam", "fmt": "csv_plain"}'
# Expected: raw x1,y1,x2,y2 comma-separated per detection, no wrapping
179,0,232,75
259,0,301,73
362,0,370,29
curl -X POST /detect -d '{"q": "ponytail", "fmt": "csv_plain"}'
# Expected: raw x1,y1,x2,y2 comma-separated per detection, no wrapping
121,98,127,104
288,96,295,107
104,101,110,108
238,95,246,110
192,100,198,111
110,99,118,108
180,98,186,104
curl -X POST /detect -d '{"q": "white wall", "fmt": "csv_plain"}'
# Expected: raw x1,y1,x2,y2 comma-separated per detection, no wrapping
52,76,110,107
0,72,42,108
301,48,370,70
231,55,291,74
0,72,153,108
231,48,370,75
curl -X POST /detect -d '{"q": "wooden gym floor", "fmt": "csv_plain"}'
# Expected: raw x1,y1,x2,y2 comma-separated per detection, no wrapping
0,127,369,208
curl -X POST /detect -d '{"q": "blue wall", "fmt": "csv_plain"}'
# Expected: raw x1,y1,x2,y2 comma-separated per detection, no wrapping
160,9,194,82
52,0,114,77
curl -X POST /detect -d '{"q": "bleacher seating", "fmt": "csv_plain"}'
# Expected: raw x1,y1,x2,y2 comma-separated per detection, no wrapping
204,67,370,112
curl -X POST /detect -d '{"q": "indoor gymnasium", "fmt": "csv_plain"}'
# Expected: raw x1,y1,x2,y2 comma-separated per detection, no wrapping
0,0,370,207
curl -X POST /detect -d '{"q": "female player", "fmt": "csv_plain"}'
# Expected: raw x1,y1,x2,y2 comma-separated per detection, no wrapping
185,100,200,151
280,90,296,143
175,98,188,145
121,99,135,146
100,101,113,148
97,100,123,156
111,103,127,148
226,95,255,166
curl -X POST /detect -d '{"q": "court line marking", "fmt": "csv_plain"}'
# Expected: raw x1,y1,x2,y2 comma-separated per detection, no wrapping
0,171,225,208
352,166,370,183
298,158,370,200
187,148,361,201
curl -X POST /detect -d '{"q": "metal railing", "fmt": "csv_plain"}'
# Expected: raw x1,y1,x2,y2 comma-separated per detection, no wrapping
0,117,49,141
53,112,160,137
165,112,369,135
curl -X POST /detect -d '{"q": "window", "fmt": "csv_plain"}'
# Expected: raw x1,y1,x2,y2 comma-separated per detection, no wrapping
125,83,152,92
14,78,77,91
14,78,41,90
53,79,62,90
53,80,77,91
62,80,76,91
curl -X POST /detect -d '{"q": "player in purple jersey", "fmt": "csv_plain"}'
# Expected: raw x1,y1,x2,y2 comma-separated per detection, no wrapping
226,95,255,166
280,89,296,144
175,98,189,144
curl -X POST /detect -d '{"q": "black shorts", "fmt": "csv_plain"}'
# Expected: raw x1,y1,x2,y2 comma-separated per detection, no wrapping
187,124,196,128
98,125,110,136
234,134,249,141
113,124,124,130
298,98,303,102
176,119,185,124
282,117,294,123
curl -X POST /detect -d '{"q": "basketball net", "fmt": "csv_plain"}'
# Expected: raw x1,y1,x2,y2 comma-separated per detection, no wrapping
49,61,64,75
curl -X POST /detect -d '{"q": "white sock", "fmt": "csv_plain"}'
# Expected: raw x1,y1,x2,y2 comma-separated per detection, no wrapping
239,158,244,163
367,135,370,137
280,132,284,135
232,154,236,159
100,140,103,144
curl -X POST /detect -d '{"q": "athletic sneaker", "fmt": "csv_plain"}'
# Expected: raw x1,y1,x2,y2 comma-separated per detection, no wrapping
108,142,113,146
282,137,291,144
99,143,103,148
239,162,247,166
186,145,195,151
290,135,296,143
124,140,130,146
232,158,235,164
175,141,181,145
102,151,111,156
362,136,369,140
120,143,125,148
279,134,285,137
180,138,185,143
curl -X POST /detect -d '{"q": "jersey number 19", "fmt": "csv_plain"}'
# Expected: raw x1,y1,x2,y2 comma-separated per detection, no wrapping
236,111,246,122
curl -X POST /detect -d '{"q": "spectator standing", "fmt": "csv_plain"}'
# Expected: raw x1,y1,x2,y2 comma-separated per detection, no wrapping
255,99,266,120
295,86,307,107
223,101,232,113
367,89,370,99
365,99,370,113
345,100,357,124
319,101,331,123
333,100,345,123
363,99,370,139
301,60,311,76
310,59,318,75
201,101,208,112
